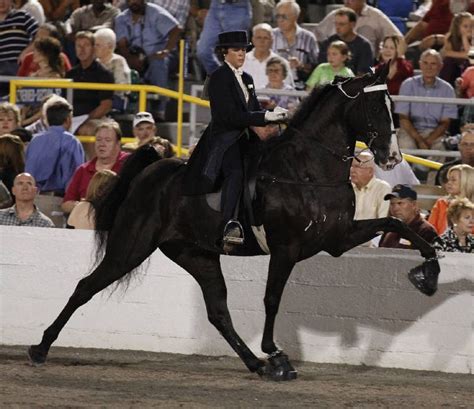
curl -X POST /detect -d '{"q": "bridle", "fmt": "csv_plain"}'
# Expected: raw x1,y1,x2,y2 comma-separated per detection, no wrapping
258,79,394,187
338,81,395,154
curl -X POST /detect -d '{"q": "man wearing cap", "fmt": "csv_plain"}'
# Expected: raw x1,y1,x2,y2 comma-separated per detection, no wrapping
184,30,288,248
123,112,157,151
379,184,438,249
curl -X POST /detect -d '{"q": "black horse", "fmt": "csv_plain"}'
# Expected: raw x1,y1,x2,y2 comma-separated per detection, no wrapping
28,66,441,380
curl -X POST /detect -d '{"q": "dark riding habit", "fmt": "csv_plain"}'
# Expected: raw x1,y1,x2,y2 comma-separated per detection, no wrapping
183,63,267,195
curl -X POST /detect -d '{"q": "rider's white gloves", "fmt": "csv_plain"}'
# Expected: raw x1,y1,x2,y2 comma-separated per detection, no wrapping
265,106,289,122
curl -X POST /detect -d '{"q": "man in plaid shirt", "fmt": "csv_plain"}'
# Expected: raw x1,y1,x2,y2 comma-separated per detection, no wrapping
0,173,54,228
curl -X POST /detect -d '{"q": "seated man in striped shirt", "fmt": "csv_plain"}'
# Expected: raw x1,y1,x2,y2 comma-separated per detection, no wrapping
272,0,319,89
0,0,39,76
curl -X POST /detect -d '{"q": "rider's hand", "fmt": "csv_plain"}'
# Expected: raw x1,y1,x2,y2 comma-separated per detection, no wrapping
265,106,289,122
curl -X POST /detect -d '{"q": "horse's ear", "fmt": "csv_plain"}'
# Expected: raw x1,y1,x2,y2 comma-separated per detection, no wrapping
374,62,390,84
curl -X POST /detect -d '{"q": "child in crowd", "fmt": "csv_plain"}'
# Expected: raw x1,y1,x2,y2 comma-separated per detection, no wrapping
439,11,472,85
428,164,474,234
306,41,354,89
375,35,414,96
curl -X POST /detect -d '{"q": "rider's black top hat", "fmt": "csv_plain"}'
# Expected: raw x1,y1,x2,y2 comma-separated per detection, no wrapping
216,31,251,49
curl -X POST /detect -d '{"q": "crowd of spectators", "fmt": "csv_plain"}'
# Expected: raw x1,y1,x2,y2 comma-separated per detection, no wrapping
0,0,473,252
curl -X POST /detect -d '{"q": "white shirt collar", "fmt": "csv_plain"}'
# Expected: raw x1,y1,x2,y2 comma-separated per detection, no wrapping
225,61,243,76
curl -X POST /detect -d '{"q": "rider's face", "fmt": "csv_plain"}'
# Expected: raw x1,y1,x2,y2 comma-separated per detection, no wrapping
225,47,246,69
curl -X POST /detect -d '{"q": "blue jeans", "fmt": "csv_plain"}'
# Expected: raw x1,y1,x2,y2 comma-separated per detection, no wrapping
197,0,252,75
145,56,170,114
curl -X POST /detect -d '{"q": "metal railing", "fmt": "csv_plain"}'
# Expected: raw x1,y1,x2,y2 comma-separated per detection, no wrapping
7,41,470,169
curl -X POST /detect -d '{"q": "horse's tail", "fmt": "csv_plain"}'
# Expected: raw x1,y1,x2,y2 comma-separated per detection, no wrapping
94,145,161,262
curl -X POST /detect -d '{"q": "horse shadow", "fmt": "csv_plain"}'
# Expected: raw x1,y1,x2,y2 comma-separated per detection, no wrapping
274,254,473,372
190,251,472,372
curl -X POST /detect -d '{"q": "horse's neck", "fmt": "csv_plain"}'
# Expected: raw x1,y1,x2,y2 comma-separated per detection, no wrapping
262,122,353,182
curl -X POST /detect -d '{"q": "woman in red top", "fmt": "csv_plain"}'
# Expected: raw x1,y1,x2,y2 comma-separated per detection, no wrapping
375,35,414,96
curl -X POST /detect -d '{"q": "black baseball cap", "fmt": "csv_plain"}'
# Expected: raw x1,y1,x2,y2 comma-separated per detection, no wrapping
384,184,417,201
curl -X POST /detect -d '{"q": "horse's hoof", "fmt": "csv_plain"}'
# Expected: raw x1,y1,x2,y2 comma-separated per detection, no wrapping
28,345,48,366
257,353,298,381
408,259,440,296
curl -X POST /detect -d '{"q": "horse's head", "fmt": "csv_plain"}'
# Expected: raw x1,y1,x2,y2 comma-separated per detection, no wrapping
338,64,402,170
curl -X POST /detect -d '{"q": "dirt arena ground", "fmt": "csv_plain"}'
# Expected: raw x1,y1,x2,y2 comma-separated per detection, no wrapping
1,345,472,408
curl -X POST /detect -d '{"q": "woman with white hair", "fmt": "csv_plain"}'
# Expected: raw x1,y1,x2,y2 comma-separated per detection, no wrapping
94,28,131,109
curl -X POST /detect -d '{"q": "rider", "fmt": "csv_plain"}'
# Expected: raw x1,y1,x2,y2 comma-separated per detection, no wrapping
183,30,289,246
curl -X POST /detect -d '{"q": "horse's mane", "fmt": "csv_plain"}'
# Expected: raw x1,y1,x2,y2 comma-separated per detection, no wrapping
94,145,161,261
288,83,335,129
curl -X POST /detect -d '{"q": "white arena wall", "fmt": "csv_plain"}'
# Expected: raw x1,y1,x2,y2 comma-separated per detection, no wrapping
1,226,472,374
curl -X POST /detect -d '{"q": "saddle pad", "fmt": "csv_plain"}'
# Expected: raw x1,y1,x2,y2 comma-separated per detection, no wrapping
206,177,269,253
251,225,270,254
205,175,257,212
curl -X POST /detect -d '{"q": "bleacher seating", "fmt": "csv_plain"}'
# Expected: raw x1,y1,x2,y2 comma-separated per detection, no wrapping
377,0,417,35
413,184,447,212
376,0,415,19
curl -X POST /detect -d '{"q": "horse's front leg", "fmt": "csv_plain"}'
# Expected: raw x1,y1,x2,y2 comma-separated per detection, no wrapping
259,246,298,381
333,217,440,296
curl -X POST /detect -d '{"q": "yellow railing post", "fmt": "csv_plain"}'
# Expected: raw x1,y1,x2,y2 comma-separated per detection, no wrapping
176,39,185,157
9,82,17,105
139,89,147,112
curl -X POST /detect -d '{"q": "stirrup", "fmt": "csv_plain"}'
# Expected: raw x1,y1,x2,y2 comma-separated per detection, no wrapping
223,220,245,245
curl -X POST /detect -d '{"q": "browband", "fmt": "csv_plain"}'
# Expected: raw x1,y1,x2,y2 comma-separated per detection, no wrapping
363,84,388,93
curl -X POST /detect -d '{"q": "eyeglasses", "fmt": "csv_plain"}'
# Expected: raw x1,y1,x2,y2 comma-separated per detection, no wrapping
275,14,289,20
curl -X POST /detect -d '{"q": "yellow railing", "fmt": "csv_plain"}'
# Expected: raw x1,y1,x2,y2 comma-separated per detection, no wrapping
355,142,441,170
9,39,439,168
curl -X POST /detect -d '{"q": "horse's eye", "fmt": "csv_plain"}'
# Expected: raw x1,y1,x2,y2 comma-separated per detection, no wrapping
372,106,380,113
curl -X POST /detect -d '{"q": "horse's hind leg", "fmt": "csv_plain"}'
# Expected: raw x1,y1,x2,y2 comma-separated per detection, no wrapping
334,218,440,296
160,243,265,375
29,225,159,365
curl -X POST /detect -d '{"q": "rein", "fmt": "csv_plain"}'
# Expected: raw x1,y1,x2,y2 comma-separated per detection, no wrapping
258,173,351,187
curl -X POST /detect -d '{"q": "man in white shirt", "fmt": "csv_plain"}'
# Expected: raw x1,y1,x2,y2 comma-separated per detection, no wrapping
243,23,294,89
350,151,391,221
314,0,401,54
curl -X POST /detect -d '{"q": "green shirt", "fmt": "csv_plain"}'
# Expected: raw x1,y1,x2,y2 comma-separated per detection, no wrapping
306,63,354,88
